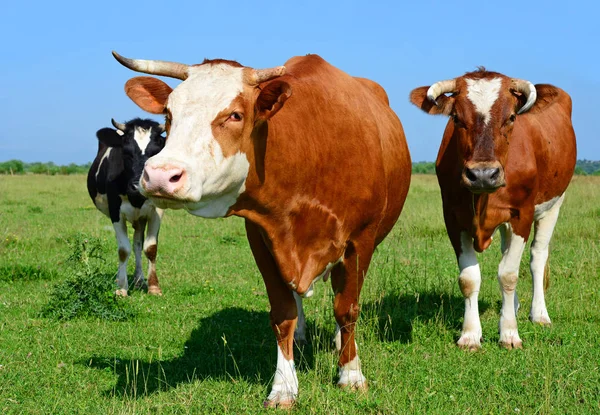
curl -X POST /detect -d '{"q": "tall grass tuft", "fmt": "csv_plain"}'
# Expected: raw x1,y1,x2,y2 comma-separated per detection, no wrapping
41,233,135,321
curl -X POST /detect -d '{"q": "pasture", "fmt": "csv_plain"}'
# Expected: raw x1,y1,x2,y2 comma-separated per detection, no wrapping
0,174,599,414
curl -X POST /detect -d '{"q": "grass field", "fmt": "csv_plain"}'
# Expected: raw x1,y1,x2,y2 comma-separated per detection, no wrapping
0,174,599,414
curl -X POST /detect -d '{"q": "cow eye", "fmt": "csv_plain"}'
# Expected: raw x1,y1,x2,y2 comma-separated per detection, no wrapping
509,114,516,123
229,112,243,122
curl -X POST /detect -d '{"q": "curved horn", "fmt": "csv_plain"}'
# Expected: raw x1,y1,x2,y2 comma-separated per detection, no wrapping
111,118,126,131
244,66,286,85
426,79,457,104
512,79,537,114
112,51,189,80
157,123,166,133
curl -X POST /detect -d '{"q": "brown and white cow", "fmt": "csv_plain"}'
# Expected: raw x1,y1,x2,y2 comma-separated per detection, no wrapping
112,51,411,407
410,68,576,350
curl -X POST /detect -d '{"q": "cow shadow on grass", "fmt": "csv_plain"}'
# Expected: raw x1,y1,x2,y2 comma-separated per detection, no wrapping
360,291,490,344
84,307,320,399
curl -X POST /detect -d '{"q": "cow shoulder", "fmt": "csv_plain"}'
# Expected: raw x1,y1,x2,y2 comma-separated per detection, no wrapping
355,77,389,106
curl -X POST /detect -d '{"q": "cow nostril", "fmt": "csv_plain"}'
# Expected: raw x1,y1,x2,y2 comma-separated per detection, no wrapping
169,173,182,183
143,169,150,182
489,168,500,181
465,168,477,182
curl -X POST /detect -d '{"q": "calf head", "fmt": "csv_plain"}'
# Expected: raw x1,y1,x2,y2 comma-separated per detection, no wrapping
112,51,291,218
96,118,166,197
410,69,557,194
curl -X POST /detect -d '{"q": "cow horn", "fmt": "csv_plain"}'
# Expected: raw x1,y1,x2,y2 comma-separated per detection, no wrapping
426,79,457,104
112,51,189,80
111,118,126,131
244,66,286,85
512,79,537,114
157,123,166,133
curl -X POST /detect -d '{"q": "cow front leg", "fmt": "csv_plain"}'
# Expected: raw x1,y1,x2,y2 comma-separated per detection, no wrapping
132,219,147,290
497,223,527,349
245,221,298,408
112,218,131,296
530,194,564,325
331,239,372,390
456,231,483,350
143,208,163,295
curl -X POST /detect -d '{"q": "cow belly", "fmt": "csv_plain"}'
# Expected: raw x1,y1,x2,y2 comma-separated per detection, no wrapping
119,197,155,223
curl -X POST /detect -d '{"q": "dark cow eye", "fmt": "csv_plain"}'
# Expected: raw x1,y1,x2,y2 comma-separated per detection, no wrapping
509,114,516,123
229,112,243,122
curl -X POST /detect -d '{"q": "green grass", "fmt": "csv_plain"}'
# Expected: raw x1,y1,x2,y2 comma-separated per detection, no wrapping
0,174,599,414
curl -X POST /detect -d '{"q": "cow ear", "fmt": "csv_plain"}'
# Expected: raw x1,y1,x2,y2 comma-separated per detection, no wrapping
409,86,454,115
106,148,125,182
96,128,123,147
513,84,560,115
125,76,173,114
256,80,292,122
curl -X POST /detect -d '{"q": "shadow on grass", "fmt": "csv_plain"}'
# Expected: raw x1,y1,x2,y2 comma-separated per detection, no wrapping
84,291,488,398
361,291,490,344
85,307,317,398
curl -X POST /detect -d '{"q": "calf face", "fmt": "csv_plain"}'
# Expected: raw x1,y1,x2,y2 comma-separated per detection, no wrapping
96,118,166,198
410,69,558,194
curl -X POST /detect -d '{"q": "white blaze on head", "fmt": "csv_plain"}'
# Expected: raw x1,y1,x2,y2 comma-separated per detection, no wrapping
133,127,152,154
466,78,502,125
145,63,251,218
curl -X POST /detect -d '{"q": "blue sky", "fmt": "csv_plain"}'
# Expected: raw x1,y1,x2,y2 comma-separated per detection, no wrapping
1,0,598,164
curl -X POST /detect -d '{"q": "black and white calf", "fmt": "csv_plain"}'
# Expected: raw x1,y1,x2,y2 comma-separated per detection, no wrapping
87,118,167,296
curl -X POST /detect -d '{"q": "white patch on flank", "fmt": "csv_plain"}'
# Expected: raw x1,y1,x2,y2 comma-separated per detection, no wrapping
457,232,482,349
534,195,563,221
133,127,152,154
266,344,298,405
145,64,249,218
466,77,502,125
95,148,112,180
338,355,366,388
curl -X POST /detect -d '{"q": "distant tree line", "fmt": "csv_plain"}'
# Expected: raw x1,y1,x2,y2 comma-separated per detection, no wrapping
0,160,92,175
413,160,600,176
0,159,598,176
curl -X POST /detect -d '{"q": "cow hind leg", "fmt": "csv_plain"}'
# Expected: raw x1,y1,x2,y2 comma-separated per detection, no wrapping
113,218,131,296
530,194,564,325
132,219,147,290
245,220,298,408
497,223,527,349
331,238,372,391
144,209,163,295
455,231,483,351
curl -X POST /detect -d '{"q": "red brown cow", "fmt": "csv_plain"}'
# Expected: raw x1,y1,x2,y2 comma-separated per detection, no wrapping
112,51,411,407
410,69,576,350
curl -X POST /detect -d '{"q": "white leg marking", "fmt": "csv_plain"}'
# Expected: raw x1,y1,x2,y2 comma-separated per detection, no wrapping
293,292,307,345
530,194,564,325
334,323,342,352
113,218,130,296
457,232,483,350
338,354,367,389
265,344,298,407
497,223,526,348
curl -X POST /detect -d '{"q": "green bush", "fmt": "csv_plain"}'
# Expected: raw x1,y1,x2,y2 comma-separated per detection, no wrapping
41,233,135,321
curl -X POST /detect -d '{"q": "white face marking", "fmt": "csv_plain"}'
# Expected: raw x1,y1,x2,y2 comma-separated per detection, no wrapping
466,78,502,125
133,127,152,154
145,64,250,218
